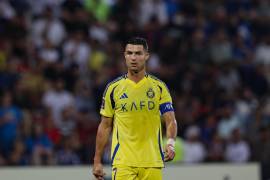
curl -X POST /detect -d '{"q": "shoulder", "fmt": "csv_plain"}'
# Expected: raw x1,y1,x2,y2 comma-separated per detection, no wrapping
107,75,125,87
147,74,164,83
103,75,125,95
147,74,168,89
147,74,172,94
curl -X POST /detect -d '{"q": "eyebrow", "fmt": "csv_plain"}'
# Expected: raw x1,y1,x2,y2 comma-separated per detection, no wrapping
125,50,144,54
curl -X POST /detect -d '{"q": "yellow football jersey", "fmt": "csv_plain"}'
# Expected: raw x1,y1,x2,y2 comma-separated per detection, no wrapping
100,74,174,167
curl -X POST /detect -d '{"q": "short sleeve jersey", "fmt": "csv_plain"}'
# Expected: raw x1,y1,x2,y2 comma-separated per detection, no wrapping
100,74,174,167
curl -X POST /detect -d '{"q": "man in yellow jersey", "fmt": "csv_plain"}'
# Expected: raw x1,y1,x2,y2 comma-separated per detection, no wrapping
92,37,178,180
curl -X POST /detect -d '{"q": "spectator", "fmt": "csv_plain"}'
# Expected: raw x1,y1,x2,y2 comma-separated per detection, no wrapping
218,103,240,140
62,30,91,74
138,0,168,27
251,126,270,180
255,34,270,65
31,5,66,48
8,139,28,165
84,0,111,23
0,58,20,91
0,92,22,157
201,114,217,145
59,106,76,137
74,79,96,112
55,136,81,165
183,125,206,163
251,126,270,163
216,64,240,95
42,77,75,128
209,29,232,64
225,128,250,163
42,110,61,146
206,133,225,162
25,123,54,165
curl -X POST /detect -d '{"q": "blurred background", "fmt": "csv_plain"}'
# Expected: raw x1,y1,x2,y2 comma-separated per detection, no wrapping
0,0,269,179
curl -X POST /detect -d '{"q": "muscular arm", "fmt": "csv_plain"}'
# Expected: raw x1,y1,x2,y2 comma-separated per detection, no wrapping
163,111,177,140
162,111,178,162
94,115,113,163
93,116,113,179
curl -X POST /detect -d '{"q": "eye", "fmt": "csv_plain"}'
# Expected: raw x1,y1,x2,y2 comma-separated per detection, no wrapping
135,52,143,55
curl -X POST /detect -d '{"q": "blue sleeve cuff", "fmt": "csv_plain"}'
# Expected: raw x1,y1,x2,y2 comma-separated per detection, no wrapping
159,102,174,114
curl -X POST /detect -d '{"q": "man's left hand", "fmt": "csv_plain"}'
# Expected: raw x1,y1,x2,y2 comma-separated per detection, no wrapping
164,144,175,162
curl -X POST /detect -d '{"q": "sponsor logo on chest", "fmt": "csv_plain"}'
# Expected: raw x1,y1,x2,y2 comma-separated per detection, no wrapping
119,88,157,112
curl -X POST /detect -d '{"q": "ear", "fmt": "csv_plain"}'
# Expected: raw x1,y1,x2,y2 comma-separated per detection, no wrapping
145,52,150,60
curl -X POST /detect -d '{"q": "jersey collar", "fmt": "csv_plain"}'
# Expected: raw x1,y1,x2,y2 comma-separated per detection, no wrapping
125,73,148,87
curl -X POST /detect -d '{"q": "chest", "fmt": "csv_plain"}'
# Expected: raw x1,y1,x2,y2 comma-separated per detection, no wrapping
114,83,161,113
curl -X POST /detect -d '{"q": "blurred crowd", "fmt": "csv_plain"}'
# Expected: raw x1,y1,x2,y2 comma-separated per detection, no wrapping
0,0,270,176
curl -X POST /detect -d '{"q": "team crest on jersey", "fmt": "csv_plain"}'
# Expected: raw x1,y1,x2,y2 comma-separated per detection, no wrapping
146,88,155,98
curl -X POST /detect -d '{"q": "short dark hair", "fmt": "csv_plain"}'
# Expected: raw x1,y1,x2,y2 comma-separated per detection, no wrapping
126,37,149,52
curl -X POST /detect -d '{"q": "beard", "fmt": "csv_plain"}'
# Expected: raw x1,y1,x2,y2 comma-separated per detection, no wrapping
130,65,144,74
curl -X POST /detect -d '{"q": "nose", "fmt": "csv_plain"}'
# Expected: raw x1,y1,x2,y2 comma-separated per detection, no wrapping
130,53,136,60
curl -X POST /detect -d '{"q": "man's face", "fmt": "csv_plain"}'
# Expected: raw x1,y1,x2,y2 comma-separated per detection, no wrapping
124,44,149,73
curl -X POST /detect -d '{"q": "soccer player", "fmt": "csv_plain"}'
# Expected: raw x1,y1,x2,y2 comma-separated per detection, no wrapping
92,37,178,180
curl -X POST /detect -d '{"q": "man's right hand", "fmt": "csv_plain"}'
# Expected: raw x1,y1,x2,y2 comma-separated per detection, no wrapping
92,162,105,180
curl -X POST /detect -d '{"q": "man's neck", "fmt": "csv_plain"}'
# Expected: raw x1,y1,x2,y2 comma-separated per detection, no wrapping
127,70,146,83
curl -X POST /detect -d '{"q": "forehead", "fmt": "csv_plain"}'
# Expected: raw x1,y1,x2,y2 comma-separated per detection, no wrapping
125,44,145,52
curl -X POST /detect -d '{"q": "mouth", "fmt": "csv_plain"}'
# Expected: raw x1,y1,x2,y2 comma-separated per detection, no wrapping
131,63,137,67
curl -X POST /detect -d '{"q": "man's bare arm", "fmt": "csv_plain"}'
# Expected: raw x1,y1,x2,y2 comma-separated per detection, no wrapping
94,116,113,163
162,111,177,161
93,116,113,179
163,111,177,139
